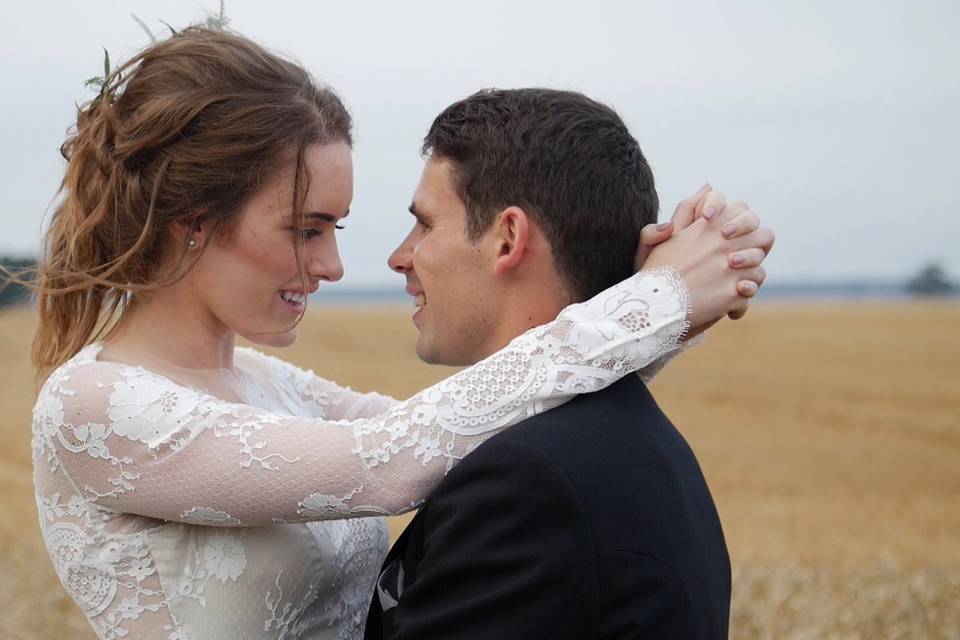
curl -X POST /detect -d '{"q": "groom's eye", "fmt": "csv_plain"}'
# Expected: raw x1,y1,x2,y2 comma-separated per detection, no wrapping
408,204,432,231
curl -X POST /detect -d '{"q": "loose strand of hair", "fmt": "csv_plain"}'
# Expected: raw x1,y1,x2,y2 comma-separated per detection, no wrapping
290,141,311,329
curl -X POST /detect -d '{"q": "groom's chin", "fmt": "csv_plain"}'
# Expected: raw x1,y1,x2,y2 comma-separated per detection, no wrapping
415,334,484,368
415,333,453,366
415,337,438,365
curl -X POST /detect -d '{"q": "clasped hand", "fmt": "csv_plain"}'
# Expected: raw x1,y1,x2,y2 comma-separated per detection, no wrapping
637,184,776,336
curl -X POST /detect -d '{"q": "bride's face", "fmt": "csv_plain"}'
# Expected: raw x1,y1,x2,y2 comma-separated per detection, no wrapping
186,141,352,347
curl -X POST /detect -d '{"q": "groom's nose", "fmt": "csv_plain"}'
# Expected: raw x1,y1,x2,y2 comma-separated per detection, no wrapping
388,234,415,275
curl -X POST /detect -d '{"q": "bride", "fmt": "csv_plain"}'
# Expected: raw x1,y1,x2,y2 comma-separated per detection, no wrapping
31,26,770,640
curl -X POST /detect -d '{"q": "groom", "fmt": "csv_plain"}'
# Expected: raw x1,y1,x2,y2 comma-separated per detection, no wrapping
366,89,772,639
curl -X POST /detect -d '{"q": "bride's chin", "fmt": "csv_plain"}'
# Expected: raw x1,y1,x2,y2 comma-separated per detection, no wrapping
239,327,299,348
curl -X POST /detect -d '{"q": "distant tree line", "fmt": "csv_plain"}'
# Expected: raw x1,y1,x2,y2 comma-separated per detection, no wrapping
906,262,958,296
0,256,35,308
1,257,955,308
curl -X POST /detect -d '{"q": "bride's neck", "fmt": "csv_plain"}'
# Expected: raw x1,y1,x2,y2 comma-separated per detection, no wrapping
104,286,236,371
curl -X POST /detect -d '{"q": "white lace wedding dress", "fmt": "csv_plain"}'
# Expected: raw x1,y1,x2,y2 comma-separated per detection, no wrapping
32,268,690,640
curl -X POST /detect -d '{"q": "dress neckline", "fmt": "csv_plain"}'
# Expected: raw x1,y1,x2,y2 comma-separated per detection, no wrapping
80,341,260,406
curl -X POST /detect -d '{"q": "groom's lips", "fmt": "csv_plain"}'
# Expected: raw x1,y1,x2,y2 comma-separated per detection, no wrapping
405,285,425,303
406,286,426,324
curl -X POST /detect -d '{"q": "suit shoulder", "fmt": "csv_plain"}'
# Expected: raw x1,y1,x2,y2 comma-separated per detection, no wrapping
421,428,596,560
472,376,679,466
441,425,579,492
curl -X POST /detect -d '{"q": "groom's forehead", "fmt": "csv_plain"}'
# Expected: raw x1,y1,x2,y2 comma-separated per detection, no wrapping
410,160,466,217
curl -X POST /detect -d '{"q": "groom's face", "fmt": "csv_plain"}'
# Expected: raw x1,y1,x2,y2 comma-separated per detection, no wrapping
388,159,501,366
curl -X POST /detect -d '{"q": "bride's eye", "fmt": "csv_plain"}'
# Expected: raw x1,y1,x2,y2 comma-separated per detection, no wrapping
298,228,323,241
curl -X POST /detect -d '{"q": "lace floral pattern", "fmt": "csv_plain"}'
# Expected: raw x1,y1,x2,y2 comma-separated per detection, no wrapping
44,521,118,617
32,267,691,639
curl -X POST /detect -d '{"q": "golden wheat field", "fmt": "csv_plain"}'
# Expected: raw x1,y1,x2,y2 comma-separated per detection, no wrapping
1,302,958,639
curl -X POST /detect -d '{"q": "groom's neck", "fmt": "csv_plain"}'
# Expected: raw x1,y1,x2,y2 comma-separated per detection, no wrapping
470,282,571,363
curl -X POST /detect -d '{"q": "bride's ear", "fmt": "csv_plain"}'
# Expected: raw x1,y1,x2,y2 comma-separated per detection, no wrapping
491,207,530,276
168,214,210,251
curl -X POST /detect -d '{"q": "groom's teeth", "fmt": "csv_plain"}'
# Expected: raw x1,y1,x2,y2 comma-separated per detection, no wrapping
414,293,426,308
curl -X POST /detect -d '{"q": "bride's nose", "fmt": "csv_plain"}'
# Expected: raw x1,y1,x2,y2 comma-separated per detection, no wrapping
306,239,344,283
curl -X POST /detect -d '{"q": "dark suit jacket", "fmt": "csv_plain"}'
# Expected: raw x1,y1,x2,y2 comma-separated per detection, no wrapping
365,375,731,639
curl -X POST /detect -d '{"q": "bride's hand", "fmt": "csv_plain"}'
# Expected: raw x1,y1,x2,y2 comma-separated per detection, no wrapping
636,187,775,332
633,183,714,270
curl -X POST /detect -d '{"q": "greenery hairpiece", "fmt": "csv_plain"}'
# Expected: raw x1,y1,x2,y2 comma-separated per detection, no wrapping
83,1,231,92
204,1,231,31
83,48,112,92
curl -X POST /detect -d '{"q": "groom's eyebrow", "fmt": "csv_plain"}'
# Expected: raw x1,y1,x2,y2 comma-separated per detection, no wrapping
408,204,431,224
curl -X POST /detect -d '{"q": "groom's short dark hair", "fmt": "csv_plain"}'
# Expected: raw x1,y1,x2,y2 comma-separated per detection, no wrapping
422,88,658,301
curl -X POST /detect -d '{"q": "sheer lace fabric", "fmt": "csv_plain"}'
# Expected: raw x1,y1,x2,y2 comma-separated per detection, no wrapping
32,267,690,639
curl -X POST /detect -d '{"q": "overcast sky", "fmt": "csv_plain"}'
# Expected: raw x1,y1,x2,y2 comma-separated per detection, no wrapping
1,0,956,286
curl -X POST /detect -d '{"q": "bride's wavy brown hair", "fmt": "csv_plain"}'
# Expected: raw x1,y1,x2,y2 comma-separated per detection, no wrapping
27,26,352,385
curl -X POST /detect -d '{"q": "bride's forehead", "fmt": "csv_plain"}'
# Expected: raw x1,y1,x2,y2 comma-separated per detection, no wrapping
241,181,351,226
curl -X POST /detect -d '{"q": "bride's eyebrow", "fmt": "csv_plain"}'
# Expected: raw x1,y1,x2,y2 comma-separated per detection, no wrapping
288,210,351,223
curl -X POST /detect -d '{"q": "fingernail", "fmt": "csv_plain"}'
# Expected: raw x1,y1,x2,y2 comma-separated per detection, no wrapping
731,254,744,266
723,223,737,237
701,182,712,191
703,207,718,220
657,222,672,231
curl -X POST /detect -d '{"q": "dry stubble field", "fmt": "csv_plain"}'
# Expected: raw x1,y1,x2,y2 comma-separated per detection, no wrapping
1,302,958,639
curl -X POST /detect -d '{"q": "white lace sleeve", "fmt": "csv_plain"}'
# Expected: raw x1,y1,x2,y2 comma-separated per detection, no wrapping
635,332,707,384
234,347,400,420
33,267,689,525
636,350,679,384
239,325,679,413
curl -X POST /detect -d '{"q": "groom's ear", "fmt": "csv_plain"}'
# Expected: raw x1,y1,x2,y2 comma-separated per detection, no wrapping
490,206,530,276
